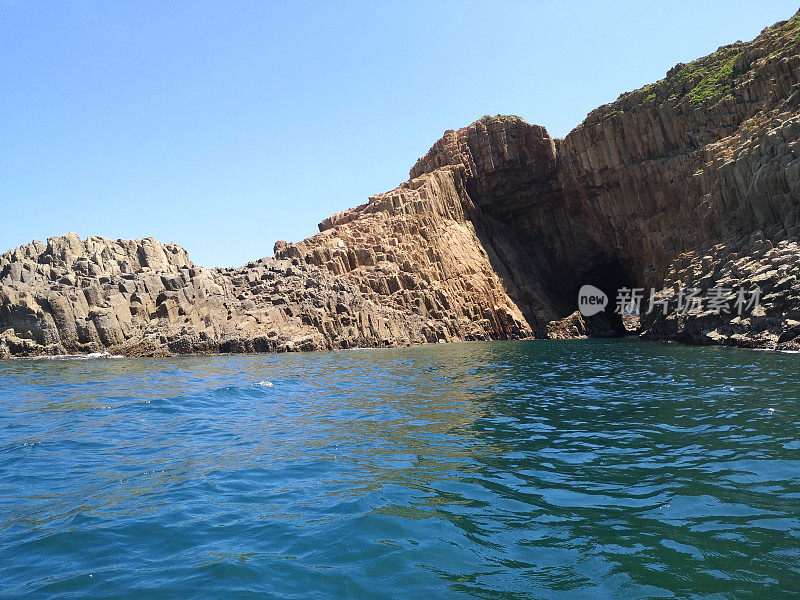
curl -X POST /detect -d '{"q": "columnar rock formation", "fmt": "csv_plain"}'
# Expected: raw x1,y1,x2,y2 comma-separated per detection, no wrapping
2,11,800,357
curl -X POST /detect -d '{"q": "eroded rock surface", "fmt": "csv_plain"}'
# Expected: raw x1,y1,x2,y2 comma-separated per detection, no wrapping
2,11,800,357
0,200,530,358
640,233,800,349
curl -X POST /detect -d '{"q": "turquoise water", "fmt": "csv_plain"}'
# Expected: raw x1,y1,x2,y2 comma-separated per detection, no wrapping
1,340,799,599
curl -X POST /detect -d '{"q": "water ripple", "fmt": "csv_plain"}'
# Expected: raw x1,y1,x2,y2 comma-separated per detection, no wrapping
1,340,799,598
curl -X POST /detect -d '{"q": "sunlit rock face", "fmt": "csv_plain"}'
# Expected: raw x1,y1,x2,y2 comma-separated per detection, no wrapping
2,12,800,356
401,12,800,345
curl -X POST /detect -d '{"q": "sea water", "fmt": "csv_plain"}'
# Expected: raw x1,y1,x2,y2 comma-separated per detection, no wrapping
1,340,798,598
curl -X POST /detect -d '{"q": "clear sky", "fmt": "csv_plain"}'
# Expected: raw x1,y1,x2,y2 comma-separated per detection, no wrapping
2,1,798,267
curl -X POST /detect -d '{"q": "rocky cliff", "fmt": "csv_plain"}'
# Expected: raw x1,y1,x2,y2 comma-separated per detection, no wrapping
2,11,800,357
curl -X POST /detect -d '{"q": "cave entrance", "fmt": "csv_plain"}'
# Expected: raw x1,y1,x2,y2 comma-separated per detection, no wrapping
575,259,639,337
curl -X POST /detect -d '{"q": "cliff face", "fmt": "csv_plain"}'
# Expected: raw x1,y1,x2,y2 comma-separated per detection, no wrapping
465,15,800,335
0,169,532,357
401,12,800,346
2,11,800,357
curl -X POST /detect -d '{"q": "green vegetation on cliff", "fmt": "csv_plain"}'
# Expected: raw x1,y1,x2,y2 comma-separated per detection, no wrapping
593,11,800,121
680,51,741,104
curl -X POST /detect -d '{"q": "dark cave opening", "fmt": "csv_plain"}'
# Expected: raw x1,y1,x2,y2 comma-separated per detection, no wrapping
573,259,640,337
470,204,643,339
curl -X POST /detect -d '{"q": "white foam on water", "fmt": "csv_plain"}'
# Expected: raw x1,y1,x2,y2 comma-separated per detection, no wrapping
253,381,274,387
30,352,124,361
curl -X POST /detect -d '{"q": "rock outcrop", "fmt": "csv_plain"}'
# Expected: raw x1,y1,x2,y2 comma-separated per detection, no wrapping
2,10,800,357
0,185,531,357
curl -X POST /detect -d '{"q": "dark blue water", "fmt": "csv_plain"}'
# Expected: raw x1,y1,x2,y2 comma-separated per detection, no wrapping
1,340,799,599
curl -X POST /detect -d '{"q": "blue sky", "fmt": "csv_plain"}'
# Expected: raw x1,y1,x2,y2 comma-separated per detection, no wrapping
2,1,797,267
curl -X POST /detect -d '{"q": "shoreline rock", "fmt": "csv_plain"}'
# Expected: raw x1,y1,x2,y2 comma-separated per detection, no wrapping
2,10,800,358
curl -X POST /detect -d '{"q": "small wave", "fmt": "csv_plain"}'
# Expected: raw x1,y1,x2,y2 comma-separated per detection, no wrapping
211,380,274,396
30,352,124,361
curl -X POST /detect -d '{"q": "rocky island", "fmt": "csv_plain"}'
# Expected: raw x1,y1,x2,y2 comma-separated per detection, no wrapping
2,11,800,358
